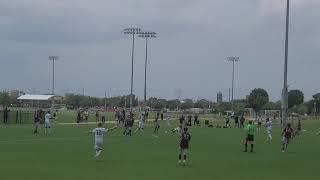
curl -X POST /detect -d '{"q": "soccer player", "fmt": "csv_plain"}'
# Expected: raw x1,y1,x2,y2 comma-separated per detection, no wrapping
266,118,272,141
153,114,160,135
179,115,185,126
88,123,117,160
282,123,294,152
124,114,134,136
178,127,191,165
44,111,53,134
134,112,145,133
294,119,302,137
257,115,262,130
243,120,256,153
34,110,41,134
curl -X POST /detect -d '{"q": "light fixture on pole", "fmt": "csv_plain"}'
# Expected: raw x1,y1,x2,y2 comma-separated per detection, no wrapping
227,56,239,112
123,28,141,109
138,31,157,106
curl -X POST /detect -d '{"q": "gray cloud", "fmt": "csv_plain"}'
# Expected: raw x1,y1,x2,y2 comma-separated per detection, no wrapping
0,0,319,101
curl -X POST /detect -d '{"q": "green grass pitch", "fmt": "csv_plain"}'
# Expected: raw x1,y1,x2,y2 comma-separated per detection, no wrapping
0,120,319,180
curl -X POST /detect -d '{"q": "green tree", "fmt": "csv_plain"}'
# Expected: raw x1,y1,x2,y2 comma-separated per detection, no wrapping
167,99,180,110
216,102,231,113
194,99,210,109
248,88,269,115
263,101,281,110
0,92,11,106
180,99,194,110
293,103,308,115
288,90,304,109
233,101,246,114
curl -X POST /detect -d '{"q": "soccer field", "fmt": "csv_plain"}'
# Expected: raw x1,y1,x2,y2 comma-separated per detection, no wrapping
0,120,319,180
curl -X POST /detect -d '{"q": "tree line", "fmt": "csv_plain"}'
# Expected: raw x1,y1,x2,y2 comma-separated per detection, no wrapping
0,89,319,115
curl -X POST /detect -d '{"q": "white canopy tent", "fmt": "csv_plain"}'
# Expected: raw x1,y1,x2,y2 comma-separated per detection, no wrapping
18,95,55,101
17,94,64,108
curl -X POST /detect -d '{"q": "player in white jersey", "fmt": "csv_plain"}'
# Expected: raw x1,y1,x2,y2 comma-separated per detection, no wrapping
88,123,117,160
265,118,272,141
44,111,53,134
134,113,145,134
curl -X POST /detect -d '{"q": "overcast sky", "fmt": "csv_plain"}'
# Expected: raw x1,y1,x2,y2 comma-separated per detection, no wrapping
0,0,319,101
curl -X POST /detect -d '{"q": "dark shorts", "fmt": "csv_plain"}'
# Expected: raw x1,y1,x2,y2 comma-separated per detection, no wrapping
246,134,254,142
180,144,189,150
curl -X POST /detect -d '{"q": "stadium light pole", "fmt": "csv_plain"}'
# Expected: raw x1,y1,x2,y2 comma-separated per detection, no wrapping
227,57,239,112
49,56,59,95
281,0,290,126
138,31,157,107
123,28,141,109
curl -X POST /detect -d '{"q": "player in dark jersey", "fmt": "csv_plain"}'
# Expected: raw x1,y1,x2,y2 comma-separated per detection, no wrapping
178,127,191,165
234,115,239,128
33,110,41,134
179,115,185,125
187,114,192,126
153,115,160,135
282,123,294,152
123,114,134,136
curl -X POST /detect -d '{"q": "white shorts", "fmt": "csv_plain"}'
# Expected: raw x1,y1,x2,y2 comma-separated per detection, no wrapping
139,121,144,129
95,140,103,150
45,122,51,128
267,128,272,134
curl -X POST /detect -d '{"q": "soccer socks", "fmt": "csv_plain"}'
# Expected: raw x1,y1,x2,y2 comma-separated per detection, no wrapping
95,150,102,158
154,126,160,133
183,155,187,160
244,143,248,152
179,154,182,160
268,134,272,140
250,144,254,152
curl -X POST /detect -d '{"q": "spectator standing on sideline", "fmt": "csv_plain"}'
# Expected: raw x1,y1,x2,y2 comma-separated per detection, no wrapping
194,114,199,126
234,115,239,128
160,111,164,121
187,114,192,126
3,107,9,124
77,110,81,123
240,114,245,128
34,110,41,134
95,110,100,122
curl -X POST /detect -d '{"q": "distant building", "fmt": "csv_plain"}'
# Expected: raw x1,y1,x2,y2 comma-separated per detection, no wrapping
217,92,223,104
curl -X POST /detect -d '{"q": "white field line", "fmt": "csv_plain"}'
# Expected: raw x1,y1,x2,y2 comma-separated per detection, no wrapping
57,119,161,125
0,133,174,144
0,137,81,143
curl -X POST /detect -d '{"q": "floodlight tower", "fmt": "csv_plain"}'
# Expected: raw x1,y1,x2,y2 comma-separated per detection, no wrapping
227,56,239,112
123,28,141,108
281,0,290,126
138,31,157,106
49,56,59,95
